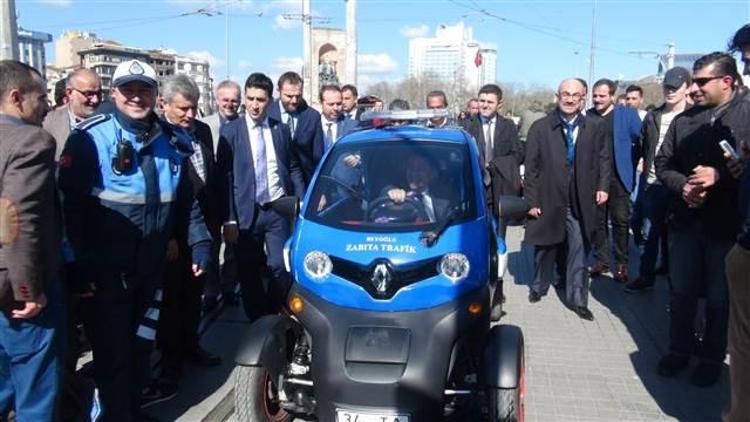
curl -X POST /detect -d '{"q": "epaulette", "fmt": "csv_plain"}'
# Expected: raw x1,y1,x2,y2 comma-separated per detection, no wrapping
74,113,110,131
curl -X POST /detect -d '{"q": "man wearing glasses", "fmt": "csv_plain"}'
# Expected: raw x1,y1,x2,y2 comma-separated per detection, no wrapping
524,78,610,321
43,68,102,161
655,52,750,387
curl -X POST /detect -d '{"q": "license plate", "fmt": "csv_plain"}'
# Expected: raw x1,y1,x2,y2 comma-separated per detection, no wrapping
336,409,410,422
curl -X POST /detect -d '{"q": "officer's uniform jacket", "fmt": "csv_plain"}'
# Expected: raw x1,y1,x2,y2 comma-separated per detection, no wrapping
58,111,211,287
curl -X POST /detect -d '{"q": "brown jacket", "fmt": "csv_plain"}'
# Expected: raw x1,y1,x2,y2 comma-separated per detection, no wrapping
0,113,59,306
42,105,72,161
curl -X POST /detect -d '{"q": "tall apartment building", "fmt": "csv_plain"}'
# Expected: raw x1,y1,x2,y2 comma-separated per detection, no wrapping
18,27,52,75
408,22,497,92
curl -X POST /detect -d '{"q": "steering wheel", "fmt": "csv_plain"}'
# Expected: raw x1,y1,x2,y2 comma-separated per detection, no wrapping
366,194,429,223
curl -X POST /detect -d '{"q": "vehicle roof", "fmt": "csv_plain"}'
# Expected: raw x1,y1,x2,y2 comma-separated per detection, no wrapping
336,125,472,146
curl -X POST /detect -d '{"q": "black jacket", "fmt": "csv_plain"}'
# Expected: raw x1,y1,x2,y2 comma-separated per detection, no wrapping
467,115,524,214
523,113,611,245
655,89,750,241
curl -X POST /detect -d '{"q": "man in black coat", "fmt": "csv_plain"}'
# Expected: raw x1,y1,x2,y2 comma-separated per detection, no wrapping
654,52,750,387
467,83,524,221
524,78,611,321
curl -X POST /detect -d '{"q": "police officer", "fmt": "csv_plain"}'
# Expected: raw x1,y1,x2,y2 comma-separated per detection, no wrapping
59,60,212,420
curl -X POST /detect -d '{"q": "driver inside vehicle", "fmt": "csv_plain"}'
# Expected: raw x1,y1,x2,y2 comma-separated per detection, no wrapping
383,153,449,223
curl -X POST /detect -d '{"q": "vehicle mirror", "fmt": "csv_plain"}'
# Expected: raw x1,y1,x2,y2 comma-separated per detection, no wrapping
497,195,530,222
271,196,300,229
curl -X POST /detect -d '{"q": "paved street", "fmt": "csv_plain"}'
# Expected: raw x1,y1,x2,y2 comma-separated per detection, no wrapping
153,225,730,421
502,226,729,421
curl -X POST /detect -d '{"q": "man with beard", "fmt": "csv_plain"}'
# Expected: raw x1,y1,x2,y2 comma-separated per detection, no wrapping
268,72,323,185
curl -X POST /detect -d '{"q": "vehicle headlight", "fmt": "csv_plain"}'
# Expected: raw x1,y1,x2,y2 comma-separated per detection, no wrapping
303,251,332,279
440,253,470,281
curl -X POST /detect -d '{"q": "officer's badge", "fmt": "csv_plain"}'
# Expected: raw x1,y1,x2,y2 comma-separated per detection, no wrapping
129,61,145,75
170,158,181,175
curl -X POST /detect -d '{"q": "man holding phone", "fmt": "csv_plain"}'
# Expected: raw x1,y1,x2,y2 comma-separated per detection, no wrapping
654,52,750,387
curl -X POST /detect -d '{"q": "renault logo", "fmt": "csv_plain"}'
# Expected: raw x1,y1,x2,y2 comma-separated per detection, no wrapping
370,263,391,295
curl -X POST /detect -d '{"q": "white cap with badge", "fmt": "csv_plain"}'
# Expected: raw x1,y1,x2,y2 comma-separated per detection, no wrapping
112,59,158,88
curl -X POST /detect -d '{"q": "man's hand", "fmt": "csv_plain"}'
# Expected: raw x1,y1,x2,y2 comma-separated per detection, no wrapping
688,165,719,188
317,194,328,212
12,294,47,319
166,239,179,262
596,191,609,205
682,182,708,208
387,188,407,203
724,150,744,180
223,223,239,244
343,153,361,167
636,158,644,173
528,207,542,218
192,264,204,278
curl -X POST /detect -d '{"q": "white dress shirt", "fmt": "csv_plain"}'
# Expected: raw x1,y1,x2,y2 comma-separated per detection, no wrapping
246,115,284,203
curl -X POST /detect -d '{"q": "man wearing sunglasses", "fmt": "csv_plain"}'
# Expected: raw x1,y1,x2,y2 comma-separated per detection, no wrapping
43,68,102,161
655,52,750,387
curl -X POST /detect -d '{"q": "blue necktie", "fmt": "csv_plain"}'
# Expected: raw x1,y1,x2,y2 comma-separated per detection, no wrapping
560,115,580,166
325,122,334,151
253,124,270,204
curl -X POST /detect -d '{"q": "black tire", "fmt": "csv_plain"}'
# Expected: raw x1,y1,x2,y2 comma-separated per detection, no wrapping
234,365,291,422
489,387,521,422
488,328,525,422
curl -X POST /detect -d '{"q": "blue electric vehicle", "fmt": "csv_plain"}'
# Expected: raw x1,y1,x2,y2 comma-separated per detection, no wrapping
234,110,527,422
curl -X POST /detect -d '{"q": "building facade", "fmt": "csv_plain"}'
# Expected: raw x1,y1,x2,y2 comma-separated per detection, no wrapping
18,27,52,75
76,42,213,114
174,54,213,116
408,22,496,93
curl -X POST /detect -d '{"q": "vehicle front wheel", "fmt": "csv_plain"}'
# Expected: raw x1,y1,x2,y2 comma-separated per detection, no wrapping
489,387,521,422
488,346,525,422
234,365,291,422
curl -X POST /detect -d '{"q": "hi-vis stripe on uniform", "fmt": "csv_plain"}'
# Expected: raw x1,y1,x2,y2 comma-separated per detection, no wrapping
91,188,176,204
136,288,163,341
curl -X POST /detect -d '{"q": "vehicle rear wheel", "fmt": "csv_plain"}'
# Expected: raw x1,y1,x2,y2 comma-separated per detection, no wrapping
234,365,291,422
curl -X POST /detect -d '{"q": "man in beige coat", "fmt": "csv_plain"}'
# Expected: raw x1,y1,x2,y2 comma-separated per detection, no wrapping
43,68,101,160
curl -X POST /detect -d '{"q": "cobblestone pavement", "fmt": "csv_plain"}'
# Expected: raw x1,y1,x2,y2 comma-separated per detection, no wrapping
502,226,730,422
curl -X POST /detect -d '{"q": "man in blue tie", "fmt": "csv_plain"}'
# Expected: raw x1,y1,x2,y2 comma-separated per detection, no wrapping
524,78,611,321
217,73,305,322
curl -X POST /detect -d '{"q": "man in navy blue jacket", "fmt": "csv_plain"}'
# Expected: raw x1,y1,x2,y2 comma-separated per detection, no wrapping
587,78,642,283
268,71,323,185
217,72,305,322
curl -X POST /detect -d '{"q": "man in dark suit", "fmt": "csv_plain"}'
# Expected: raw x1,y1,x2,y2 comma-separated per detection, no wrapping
587,79,642,282
385,153,449,223
467,84,524,223
218,72,305,322
43,68,102,161
0,60,61,421
268,71,323,185
320,85,358,151
341,84,359,121
524,78,611,321
157,75,222,386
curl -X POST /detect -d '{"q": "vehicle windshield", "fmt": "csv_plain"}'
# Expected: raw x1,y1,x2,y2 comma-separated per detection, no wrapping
305,140,477,232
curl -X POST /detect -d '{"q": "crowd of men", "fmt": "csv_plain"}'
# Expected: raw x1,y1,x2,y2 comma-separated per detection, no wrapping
0,23,749,422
